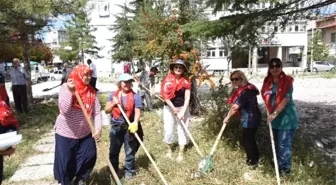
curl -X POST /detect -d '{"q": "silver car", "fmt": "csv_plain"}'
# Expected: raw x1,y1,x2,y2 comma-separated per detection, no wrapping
307,61,335,73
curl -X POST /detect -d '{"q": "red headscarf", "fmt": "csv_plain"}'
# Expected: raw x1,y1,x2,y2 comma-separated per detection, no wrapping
0,86,8,103
0,100,19,129
261,72,293,113
227,83,259,104
67,64,96,116
111,89,135,119
160,73,191,99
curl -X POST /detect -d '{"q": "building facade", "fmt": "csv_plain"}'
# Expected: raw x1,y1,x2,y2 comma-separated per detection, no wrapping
202,2,309,73
86,0,313,76
45,29,66,49
313,14,336,57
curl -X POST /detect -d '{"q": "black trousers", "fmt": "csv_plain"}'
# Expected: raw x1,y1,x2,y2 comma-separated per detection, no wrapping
242,128,259,166
12,85,28,113
90,77,97,89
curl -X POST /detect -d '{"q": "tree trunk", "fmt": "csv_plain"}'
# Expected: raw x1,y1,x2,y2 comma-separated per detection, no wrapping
21,32,33,104
189,77,201,115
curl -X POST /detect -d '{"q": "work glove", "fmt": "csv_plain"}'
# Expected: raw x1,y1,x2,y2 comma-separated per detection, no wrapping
128,122,138,133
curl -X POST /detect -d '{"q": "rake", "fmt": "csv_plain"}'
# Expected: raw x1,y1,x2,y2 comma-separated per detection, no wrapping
198,123,227,174
116,104,169,185
42,84,61,92
74,91,122,185
138,85,204,157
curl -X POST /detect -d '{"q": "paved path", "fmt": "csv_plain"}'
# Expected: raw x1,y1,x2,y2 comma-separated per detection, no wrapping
9,130,58,184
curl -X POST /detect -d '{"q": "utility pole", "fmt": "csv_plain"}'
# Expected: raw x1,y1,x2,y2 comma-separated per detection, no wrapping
310,28,314,73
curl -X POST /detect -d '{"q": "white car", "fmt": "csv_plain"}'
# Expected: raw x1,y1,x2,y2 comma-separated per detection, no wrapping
307,61,335,73
50,70,63,81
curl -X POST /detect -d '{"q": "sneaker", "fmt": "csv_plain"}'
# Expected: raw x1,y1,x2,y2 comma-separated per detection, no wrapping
166,152,173,160
176,155,183,162
125,173,135,180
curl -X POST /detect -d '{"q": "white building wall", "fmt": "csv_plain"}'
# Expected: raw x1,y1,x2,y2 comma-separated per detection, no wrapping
86,0,129,77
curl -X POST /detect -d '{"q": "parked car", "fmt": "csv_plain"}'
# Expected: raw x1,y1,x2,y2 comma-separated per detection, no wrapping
50,70,63,81
306,61,335,73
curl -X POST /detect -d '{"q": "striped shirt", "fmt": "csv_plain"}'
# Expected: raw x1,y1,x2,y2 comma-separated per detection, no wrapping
55,84,102,139
8,67,29,85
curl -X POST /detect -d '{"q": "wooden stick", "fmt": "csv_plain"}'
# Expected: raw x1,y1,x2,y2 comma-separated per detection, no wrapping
74,91,122,185
268,122,281,185
209,123,226,156
179,119,204,157
139,84,203,157
116,104,169,185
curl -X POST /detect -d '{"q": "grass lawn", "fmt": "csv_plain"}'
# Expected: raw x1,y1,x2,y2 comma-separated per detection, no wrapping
3,94,335,185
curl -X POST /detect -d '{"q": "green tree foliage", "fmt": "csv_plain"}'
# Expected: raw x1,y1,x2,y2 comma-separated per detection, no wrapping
0,0,88,102
110,4,135,63
308,30,330,62
60,9,100,64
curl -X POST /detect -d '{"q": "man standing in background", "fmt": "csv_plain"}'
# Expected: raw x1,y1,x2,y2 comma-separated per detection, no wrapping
87,59,98,90
60,62,72,85
135,63,153,111
7,58,29,114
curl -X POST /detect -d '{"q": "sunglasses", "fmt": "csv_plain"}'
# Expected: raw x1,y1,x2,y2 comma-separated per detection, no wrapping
269,64,281,69
230,77,241,82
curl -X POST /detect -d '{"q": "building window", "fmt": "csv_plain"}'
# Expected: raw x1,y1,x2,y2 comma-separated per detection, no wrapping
295,25,299,32
261,2,265,8
274,26,278,32
269,2,274,8
331,33,336,43
261,26,265,33
287,25,292,32
207,48,216,58
219,48,228,57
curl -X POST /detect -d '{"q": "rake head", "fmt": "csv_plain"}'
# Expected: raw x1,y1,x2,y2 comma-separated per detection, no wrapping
198,156,214,174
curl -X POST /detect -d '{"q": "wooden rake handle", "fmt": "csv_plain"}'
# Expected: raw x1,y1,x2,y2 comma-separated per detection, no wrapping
139,84,204,157
209,123,227,156
138,83,164,102
179,119,204,157
268,122,281,185
116,104,169,185
74,91,122,185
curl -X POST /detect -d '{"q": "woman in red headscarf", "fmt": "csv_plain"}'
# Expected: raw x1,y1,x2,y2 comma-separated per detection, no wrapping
160,59,191,162
53,64,102,185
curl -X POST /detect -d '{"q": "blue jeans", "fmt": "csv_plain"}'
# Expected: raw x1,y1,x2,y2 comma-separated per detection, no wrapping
109,125,142,177
272,129,295,174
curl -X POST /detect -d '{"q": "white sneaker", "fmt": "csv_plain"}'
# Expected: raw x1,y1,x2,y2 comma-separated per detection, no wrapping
166,152,173,160
176,155,183,162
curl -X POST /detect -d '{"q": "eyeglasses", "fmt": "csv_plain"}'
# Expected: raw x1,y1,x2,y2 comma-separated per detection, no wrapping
230,77,241,82
269,64,281,69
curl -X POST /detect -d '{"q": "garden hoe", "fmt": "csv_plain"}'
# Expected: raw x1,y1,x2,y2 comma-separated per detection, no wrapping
116,104,169,185
197,122,227,175
74,91,122,185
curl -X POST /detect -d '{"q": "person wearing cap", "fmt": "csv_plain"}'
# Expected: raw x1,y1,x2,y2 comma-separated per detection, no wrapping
53,64,102,185
261,58,298,176
104,73,143,179
160,59,191,162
